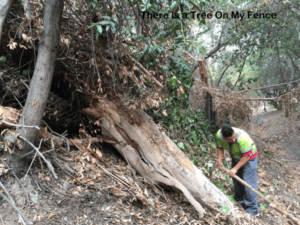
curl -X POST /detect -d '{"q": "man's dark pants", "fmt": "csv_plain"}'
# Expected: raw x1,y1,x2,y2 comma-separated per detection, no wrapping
232,156,259,215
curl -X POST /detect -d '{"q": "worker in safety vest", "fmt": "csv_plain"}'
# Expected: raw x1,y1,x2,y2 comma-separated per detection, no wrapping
215,125,259,216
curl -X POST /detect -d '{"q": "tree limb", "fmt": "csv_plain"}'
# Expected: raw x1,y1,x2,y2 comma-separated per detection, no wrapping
238,78,300,93
192,41,228,73
216,55,235,87
233,56,247,88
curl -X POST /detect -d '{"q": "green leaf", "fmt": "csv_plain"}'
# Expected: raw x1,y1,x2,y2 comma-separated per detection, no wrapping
22,69,30,76
112,17,118,24
177,142,184,149
220,206,230,214
143,45,148,53
97,25,103,34
170,76,176,84
100,21,110,25
260,205,267,211
170,1,177,10
206,162,213,168
0,56,6,62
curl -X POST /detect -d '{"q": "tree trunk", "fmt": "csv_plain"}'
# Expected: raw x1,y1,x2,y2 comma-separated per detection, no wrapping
0,0,13,45
82,95,233,217
6,0,64,175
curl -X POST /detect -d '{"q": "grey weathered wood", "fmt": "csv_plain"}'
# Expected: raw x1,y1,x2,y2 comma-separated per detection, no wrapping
0,0,13,45
83,99,234,217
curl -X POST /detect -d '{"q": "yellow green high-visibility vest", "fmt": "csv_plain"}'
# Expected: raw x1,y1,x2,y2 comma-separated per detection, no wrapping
215,127,257,161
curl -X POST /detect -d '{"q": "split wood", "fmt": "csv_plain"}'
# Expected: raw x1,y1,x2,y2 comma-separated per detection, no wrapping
222,168,300,225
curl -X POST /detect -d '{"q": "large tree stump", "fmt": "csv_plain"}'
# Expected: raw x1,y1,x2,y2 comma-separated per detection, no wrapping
83,95,233,217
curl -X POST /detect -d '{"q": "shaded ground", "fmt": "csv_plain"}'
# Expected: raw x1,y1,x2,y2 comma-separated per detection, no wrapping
1,107,300,225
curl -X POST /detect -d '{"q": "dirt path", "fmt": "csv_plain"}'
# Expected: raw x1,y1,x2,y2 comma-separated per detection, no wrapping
246,108,300,224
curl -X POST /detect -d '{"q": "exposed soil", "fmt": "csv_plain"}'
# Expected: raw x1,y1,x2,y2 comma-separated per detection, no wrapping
1,107,300,225
246,107,300,224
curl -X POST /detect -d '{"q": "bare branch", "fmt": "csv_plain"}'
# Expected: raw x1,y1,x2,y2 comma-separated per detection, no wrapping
216,55,235,87
18,136,58,179
128,56,163,88
233,56,248,88
0,118,40,130
238,78,300,93
89,5,101,84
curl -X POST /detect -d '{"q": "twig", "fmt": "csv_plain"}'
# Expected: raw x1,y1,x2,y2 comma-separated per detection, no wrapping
38,157,44,174
18,136,58,179
0,80,13,105
42,120,70,150
128,55,163,88
19,148,55,159
24,152,38,181
0,182,32,225
24,138,44,180
0,158,30,208
97,164,136,197
0,118,40,130
182,50,199,61
51,158,76,175
89,2,101,84
0,214,4,225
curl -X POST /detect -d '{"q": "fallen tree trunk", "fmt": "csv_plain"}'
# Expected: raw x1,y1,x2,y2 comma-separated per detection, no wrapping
83,94,234,216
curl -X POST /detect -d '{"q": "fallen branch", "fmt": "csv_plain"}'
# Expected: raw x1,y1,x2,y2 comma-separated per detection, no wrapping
42,120,70,150
238,78,300,93
243,87,300,101
128,56,163,88
19,148,55,159
51,158,76,175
